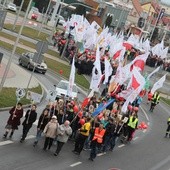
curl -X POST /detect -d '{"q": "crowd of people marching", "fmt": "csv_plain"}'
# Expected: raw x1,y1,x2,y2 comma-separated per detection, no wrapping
2,86,161,161
52,30,170,75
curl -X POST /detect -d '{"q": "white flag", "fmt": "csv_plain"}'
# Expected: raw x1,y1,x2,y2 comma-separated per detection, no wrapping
142,39,151,52
147,66,160,79
104,58,113,84
121,98,130,113
151,74,166,94
114,63,131,85
161,47,168,59
90,66,101,92
67,57,76,97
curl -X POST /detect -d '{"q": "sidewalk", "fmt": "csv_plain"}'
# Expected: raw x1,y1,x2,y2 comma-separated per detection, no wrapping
0,56,39,88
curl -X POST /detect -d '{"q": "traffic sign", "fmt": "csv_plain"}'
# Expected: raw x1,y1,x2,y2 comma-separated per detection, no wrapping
46,90,57,102
16,88,25,98
0,10,7,30
36,41,48,54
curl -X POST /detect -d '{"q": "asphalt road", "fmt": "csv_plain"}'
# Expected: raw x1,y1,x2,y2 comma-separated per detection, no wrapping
1,49,170,170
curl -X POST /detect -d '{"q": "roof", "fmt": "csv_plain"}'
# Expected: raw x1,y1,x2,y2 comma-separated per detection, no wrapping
131,0,143,15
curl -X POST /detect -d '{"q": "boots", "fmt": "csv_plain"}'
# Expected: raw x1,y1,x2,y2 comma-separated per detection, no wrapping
3,132,8,138
9,131,14,139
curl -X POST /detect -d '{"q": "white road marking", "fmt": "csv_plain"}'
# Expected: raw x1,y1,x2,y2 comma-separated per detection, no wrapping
118,144,125,148
70,162,82,167
140,106,149,121
0,140,14,146
26,135,35,139
143,130,147,133
149,155,170,170
133,137,139,141
97,152,106,156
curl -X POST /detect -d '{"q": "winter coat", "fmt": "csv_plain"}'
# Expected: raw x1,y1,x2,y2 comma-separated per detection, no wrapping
43,120,59,139
37,114,50,131
7,107,23,129
22,109,37,127
57,124,72,143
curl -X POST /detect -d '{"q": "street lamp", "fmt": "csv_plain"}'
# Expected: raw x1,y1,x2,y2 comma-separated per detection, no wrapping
13,0,25,30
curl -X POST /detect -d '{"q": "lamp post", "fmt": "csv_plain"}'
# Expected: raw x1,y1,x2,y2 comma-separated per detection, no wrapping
0,0,33,92
13,0,24,30
38,0,52,37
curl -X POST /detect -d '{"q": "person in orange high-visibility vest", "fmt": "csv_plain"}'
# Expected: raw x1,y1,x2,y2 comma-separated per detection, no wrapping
88,123,106,161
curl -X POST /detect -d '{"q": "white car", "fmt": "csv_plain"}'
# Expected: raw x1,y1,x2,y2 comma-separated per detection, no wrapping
55,80,78,99
7,3,17,12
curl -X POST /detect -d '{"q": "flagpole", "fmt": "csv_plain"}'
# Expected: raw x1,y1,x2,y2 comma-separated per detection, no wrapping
150,6,163,41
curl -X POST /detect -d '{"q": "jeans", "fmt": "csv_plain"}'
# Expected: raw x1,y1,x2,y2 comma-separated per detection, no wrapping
90,141,101,160
84,134,91,149
110,135,118,150
55,141,65,154
103,135,111,152
35,129,43,143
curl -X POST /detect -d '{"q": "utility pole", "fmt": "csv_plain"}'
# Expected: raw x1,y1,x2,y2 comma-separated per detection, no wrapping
12,0,24,30
38,0,51,37
0,0,33,92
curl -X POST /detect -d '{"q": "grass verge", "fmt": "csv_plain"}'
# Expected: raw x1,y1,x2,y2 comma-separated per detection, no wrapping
0,32,60,58
4,24,49,41
161,97,170,106
0,85,42,108
0,40,90,89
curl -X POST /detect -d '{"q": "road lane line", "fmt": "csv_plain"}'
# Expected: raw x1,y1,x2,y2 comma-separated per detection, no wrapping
133,137,139,141
97,152,106,156
149,155,170,170
143,130,147,133
0,140,14,146
70,162,82,167
118,144,125,148
140,106,149,122
26,135,35,139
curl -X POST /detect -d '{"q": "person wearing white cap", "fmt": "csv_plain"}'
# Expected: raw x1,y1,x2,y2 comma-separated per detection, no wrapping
43,115,59,150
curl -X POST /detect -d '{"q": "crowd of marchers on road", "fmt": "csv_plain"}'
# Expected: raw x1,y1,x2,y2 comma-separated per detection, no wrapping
2,86,169,162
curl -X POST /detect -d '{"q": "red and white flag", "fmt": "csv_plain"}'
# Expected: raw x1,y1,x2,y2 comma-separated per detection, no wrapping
130,52,149,71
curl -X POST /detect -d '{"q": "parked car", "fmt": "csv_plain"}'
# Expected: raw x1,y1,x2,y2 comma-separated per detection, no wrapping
19,52,47,74
56,15,66,26
55,80,78,99
48,14,66,27
7,3,17,12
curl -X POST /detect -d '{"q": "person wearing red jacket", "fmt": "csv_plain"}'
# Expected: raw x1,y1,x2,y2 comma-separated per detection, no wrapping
3,103,23,139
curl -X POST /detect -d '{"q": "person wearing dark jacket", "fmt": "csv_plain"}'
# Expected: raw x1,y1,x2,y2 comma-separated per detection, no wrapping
3,103,23,139
20,104,37,143
102,118,116,152
33,108,50,147
110,121,123,151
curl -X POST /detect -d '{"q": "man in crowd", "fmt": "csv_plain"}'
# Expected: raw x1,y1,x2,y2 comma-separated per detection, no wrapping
149,91,160,112
72,117,91,155
20,104,37,143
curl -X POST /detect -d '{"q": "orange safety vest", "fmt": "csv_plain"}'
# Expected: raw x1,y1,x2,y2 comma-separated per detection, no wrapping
92,127,106,143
